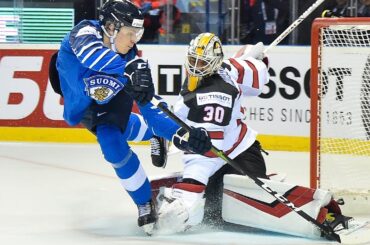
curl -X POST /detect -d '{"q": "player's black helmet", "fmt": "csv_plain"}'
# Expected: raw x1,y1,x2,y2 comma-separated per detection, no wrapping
98,0,144,30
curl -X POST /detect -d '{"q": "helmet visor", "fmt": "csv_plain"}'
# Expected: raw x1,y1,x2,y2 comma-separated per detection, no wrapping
119,26,144,43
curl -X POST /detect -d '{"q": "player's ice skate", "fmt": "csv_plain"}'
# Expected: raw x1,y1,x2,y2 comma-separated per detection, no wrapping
150,135,168,168
137,200,157,235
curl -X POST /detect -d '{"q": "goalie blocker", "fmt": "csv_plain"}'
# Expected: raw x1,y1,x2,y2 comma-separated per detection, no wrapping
150,173,354,239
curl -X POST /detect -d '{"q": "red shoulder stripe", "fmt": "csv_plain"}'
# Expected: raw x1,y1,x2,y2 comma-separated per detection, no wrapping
229,58,244,84
245,60,259,89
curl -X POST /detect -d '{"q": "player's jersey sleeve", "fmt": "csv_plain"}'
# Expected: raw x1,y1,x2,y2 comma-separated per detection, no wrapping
69,21,127,75
221,57,269,97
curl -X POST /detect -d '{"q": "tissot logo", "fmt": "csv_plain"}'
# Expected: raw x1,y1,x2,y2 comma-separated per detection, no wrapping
197,92,232,108
158,65,182,95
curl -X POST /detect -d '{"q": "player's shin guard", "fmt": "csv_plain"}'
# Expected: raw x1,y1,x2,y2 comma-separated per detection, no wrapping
112,153,156,233
96,125,157,234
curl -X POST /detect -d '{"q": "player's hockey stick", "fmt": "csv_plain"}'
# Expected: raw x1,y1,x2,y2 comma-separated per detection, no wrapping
264,0,326,54
151,97,341,243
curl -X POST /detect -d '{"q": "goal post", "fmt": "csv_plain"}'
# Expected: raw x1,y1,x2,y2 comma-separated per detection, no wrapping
310,18,370,214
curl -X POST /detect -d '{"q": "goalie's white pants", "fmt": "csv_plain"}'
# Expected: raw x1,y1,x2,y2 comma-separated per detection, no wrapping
222,174,332,238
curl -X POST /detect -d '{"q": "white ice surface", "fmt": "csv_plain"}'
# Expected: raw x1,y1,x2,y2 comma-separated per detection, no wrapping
0,142,368,245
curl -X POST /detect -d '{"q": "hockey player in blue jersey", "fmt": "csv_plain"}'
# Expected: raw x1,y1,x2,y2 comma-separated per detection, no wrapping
48,0,211,235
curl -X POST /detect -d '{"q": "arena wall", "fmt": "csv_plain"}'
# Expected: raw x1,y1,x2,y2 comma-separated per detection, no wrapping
0,44,311,151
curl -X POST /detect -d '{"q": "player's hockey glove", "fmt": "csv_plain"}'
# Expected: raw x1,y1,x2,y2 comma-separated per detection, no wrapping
172,127,212,155
124,58,154,106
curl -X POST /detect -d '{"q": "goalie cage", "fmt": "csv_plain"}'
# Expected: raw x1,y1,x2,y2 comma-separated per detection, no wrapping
311,17,370,215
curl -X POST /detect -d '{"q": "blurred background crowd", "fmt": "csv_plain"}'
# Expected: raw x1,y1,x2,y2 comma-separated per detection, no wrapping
1,0,370,45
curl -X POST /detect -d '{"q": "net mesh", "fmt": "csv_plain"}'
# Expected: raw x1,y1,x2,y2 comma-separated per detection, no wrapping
317,23,370,213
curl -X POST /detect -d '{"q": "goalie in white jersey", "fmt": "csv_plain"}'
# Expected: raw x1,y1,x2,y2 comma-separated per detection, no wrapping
153,33,355,238
155,32,270,233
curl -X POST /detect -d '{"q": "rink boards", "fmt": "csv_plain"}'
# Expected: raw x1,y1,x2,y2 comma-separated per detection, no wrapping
0,44,312,151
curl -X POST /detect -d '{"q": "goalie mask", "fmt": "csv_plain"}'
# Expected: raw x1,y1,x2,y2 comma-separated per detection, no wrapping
99,0,144,49
185,33,224,91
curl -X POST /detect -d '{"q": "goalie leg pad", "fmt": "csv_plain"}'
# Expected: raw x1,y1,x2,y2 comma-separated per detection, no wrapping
156,183,206,234
156,192,189,235
222,174,332,239
150,172,183,207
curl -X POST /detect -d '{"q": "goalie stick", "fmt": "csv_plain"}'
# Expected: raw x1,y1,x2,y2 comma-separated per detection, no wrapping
263,0,326,54
151,97,341,243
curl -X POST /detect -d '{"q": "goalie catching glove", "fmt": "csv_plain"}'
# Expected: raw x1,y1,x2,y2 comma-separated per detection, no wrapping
124,58,154,106
172,127,212,155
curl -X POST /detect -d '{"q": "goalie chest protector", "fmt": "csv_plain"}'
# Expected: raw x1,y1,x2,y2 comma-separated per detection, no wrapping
180,74,239,126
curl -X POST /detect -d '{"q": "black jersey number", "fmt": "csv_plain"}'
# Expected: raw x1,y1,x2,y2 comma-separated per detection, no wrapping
203,106,225,123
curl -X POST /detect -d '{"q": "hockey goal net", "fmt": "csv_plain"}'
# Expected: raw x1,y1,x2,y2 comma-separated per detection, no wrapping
311,18,370,214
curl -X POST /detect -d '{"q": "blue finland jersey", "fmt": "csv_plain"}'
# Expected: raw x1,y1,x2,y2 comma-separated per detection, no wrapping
56,20,137,126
